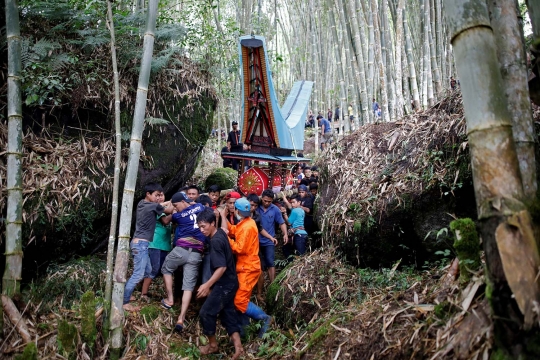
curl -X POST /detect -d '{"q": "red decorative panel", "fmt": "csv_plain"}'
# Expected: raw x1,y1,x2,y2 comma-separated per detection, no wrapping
238,167,269,196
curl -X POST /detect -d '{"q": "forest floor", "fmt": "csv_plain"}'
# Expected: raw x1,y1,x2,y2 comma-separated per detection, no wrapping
1,249,488,360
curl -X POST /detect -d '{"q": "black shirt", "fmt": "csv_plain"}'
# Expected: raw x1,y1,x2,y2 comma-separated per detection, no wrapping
210,228,238,287
227,130,243,152
300,195,314,217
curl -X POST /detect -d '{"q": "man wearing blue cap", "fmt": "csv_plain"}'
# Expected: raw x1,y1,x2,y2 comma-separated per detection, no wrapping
161,192,206,332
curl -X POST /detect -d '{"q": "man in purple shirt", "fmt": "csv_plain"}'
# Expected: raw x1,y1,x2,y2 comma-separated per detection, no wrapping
161,192,206,332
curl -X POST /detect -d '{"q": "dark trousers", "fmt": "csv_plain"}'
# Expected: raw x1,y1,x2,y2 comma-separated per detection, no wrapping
199,283,241,336
283,233,307,262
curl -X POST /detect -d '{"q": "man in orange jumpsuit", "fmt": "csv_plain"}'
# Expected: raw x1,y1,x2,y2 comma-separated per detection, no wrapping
219,197,272,337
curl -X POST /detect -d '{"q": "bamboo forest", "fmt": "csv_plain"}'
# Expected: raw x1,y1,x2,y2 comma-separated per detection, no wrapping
2,0,540,358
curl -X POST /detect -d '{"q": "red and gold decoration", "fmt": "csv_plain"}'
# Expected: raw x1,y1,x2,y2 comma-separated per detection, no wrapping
238,167,268,196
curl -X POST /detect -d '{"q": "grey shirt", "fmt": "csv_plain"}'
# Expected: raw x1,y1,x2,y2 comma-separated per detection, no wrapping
133,200,165,241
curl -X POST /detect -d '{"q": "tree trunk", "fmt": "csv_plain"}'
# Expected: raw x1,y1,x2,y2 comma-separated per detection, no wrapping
488,0,537,199
371,0,389,121
404,10,420,110
103,0,123,339
394,0,405,118
427,0,442,96
3,0,23,297
109,0,158,351
346,0,369,124
445,0,540,355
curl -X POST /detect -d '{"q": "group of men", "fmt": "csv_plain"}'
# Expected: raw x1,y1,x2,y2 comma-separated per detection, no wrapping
121,175,319,358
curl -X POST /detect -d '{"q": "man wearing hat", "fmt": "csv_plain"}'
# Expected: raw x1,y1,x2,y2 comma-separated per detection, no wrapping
219,198,272,338
161,192,206,332
227,121,243,170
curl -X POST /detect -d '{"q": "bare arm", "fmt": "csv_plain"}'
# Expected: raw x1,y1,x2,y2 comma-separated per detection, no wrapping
280,222,289,245
160,214,173,225
197,267,226,298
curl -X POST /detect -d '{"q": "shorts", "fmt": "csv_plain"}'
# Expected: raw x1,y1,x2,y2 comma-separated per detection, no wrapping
259,245,275,270
320,133,333,144
161,246,202,291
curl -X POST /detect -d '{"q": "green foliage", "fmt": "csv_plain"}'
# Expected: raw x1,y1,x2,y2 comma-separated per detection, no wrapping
140,304,161,323
80,291,97,350
257,330,294,358
204,167,237,190
450,218,480,285
357,265,419,302
134,333,150,351
57,319,78,357
28,256,106,310
169,340,201,358
434,301,457,321
14,342,38,360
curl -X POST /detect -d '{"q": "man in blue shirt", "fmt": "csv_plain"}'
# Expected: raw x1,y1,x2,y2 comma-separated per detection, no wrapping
318,116,333,150
372,98,380,118
161,192,206,332
256,189,288,299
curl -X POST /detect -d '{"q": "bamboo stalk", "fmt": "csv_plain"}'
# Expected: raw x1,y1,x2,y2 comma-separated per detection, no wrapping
488,0,537,198
3,0,23,297
404,10,420,111
103,0,123,337
109,0,159,351
445,0,540,340
371,0,389,121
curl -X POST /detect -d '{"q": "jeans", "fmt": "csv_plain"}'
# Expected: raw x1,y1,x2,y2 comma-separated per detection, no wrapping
148,248,168,279
259,245,275,270
283,234,307,262
123,240,152,304
199,283,240,336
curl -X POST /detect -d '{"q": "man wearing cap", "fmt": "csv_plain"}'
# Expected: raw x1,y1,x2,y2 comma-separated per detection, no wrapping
161,192,206,332
219,197,272,338
227,121,243,170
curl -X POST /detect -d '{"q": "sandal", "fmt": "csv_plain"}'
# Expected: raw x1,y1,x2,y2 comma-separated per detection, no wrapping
160,299,173,310
174,323,184,333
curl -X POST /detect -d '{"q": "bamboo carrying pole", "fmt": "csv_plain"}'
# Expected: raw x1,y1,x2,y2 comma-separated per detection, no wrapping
109,0,158,350
3,0,23,297
103,0,123,337
444,0,540,341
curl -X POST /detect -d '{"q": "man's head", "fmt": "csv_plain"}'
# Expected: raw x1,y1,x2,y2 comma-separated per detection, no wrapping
290,194,302,208
234,198,251,219
298,185,308,198
309,183,318,196
261,189,275,209
196,194,213,208
372,98,376,102
296,166,303,175
246,193,260,214
144,182,164,203
304,167,312,178
186,185,200,201
224,191,241,212
196,208,217,237
311,166,319,177
171,192,191,212
232,121,238,129
207,184,221,204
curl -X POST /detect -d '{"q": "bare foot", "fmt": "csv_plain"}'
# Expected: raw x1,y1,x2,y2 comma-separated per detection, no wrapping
199,343,219,355
232,346,245,360
123,303,140,312
130,295,136,301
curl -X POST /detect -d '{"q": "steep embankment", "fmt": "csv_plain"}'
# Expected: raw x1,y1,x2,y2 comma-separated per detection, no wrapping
315,94,476,268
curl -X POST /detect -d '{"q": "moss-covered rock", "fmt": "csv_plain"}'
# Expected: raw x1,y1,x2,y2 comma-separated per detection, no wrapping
80,291,96,350
204,167,238,190
14,342,38,360
140,304,161,323
450,218,480,285
57,319,78,358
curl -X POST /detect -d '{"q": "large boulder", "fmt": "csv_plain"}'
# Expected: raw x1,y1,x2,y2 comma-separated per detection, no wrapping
0,4,217,277
315,94,476,268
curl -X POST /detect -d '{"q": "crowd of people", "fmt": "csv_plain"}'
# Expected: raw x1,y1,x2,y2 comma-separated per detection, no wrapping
122,166,320,358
